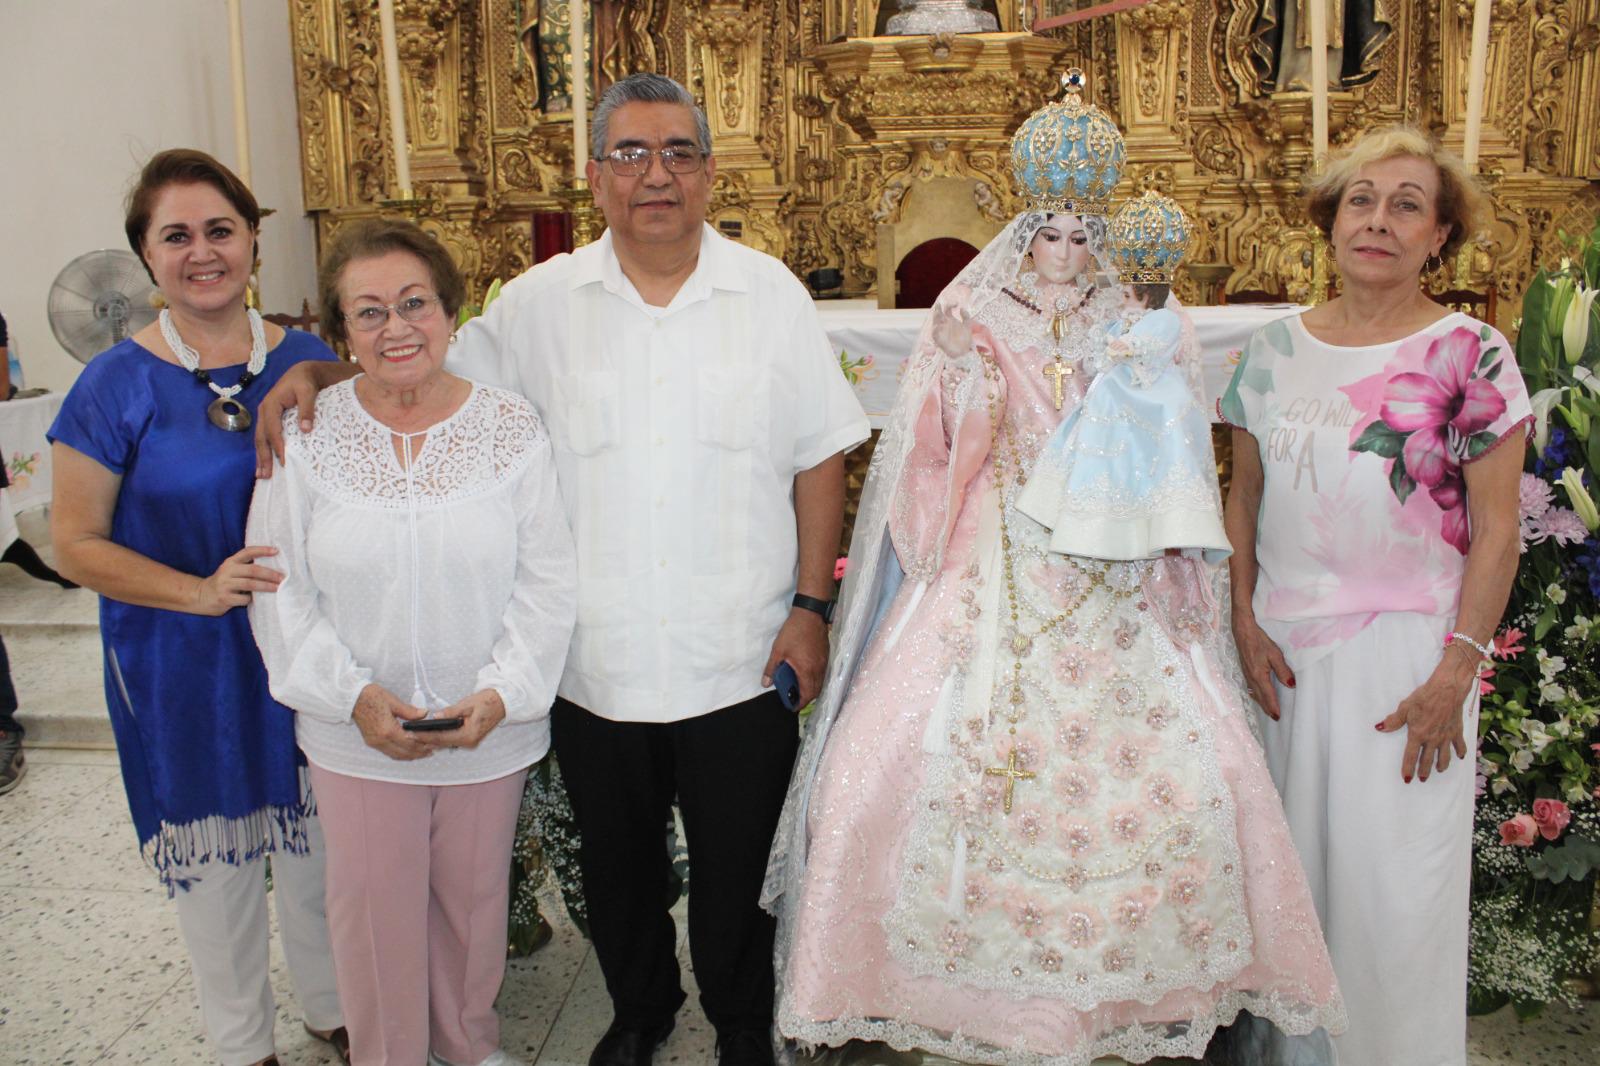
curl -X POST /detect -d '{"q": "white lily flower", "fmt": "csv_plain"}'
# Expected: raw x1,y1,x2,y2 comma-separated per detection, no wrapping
1560,466,1599,531
1530,387,1565,452
1563,287,1598,365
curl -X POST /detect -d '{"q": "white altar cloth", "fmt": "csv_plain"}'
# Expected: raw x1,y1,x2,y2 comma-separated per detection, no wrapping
0,391,66,511
817,301,1304,427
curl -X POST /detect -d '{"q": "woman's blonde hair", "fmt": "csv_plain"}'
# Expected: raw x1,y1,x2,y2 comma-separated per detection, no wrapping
1305,125,1488,260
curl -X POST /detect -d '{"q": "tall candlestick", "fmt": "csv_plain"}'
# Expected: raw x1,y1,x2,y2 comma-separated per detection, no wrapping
1309,0,1329,164
570,0,588,179
1462,0,1492,172
226,0,251,186
377,0,413,198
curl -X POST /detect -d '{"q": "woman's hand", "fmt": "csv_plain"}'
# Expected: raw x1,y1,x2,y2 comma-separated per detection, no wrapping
351,684,433,761
1230,611,1295,721
1376,655,1475,783
193,546,284,616
416,689,506,751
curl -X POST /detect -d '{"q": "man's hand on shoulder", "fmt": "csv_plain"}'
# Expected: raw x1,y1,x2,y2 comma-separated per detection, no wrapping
253,360,356,478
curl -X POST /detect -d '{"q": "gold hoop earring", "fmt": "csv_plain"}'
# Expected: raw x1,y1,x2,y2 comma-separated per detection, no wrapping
1424,252,1444,274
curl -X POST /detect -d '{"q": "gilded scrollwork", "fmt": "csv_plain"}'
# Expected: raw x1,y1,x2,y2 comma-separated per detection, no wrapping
280,1,1595,326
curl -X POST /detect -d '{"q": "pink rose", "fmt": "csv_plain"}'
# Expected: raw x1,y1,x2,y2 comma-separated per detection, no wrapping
1498,814,1538,847
1532,798,1572,841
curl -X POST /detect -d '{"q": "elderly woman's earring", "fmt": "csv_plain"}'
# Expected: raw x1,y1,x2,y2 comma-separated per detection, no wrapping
1424,251,1445,274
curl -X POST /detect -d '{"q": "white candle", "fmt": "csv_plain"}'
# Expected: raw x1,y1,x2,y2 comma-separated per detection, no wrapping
1462,0,1492,172
570,0,588,181
377,0,413,198
226,0,250,186
1309,0,1329,164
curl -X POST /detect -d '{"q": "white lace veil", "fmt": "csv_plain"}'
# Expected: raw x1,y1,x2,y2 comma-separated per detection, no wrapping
761,210,1112,915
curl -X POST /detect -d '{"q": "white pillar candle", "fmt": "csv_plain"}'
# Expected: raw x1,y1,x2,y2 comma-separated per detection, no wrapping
1462,0,1492,172
1309,0,1329,164
570,0,588,180
377,0,413,198
227,0,251,186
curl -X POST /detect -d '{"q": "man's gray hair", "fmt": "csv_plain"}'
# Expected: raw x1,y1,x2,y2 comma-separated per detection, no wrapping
589,73,713,160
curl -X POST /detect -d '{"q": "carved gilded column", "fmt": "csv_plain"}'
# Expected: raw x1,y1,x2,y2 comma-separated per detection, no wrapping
1437,0,1523,173
392,0,485,197
1113,0,1191,162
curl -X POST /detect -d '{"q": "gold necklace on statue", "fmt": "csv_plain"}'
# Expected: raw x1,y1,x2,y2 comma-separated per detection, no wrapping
976,375,1136,814
1001,282,1094,410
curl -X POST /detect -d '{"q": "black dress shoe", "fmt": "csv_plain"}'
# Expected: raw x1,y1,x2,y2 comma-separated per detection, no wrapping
588,1018,675,1066
714,1028,776,1066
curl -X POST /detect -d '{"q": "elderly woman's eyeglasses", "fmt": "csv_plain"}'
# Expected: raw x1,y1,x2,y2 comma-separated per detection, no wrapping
600,146,705,176
344,294,442,332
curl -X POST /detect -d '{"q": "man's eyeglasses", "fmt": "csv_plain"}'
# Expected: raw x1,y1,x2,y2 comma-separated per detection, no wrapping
599,145,706,176
344,294,442,332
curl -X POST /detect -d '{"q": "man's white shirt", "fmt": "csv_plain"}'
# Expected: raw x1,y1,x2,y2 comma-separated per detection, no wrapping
450,224,869,722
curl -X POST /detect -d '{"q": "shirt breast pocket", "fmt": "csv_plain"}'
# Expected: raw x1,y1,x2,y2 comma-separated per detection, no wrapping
696,368,760,451
553,372,620,456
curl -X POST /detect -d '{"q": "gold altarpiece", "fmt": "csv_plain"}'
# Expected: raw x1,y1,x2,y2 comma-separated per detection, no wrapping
286,1,1600,330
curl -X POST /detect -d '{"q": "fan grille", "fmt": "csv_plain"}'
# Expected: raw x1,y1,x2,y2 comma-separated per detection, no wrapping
48,250,159,363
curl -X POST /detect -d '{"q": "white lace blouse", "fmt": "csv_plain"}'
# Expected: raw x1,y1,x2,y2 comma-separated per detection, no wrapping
247,379,578,785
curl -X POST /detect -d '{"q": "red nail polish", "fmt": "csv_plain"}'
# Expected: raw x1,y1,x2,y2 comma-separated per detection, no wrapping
1287,678,1296,688
1375,723,1385,731
1403,776,1411,783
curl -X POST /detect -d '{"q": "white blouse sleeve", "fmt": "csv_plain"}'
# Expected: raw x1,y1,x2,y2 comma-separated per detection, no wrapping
246,440,375,723
472,428,578,723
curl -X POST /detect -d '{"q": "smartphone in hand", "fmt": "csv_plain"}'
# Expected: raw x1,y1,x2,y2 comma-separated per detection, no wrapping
774,661,802,712
401,716,464,732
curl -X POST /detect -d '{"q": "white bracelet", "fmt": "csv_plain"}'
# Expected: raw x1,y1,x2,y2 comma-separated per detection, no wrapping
1444,631,1494,661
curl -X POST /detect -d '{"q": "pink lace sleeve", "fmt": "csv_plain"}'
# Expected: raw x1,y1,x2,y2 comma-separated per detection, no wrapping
889,325,1004,583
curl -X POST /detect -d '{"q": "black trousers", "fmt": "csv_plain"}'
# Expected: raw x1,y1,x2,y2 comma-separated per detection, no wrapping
0,633,18,734
551,692,800,1035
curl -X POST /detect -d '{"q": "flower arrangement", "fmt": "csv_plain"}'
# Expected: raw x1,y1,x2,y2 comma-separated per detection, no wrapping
1469,217,1600,1015
839,348,875,387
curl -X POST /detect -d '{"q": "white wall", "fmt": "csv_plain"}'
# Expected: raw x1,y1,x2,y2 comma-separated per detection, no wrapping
0,0,316,394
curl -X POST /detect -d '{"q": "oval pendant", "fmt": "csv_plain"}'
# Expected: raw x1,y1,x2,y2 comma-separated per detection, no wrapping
207,396,252,432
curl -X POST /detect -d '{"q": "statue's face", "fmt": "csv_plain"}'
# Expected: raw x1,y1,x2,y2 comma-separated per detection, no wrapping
1330,154,1452,285
1028,214,1093,284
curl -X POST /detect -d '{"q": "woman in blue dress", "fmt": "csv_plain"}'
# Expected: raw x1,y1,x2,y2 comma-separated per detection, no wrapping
48,150,346,1066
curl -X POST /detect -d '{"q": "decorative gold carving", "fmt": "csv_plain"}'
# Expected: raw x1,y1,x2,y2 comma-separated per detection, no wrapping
281,1,1598,331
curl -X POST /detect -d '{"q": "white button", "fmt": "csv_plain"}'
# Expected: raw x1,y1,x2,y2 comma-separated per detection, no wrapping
655,497,665,508
658,559,667,568
659,618,668,627
654,376,664,386
654,436,665,446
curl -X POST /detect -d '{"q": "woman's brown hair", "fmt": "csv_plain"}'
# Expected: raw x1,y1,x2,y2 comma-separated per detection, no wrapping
316,219,466,348
124,149,261,282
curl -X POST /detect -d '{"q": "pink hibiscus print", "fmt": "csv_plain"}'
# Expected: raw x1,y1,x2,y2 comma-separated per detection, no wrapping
1378,327,1507,487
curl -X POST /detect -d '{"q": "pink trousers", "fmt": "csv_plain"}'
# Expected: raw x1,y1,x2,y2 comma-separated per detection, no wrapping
308,763,527,1066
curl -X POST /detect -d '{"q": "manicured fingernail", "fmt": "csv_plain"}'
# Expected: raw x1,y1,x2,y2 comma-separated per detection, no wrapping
1287,678,1296,688
1403,775,1411,783
1375,723,1385,731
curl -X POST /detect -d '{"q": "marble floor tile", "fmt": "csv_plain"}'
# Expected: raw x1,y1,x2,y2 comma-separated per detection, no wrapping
0,760,118,848
0,888,191,1064
0,770,158,893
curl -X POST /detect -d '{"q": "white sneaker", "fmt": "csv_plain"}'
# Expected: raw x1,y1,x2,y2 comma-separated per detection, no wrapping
427,1051,527,1066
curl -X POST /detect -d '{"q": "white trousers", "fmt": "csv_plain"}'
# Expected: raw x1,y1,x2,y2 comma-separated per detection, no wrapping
171,815,343,1065
1260,612,1476,1066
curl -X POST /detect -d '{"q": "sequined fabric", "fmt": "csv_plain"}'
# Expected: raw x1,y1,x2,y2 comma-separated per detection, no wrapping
773,289,1345,1064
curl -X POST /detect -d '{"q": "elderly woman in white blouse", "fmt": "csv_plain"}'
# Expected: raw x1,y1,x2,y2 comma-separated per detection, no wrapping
247,218,577,1066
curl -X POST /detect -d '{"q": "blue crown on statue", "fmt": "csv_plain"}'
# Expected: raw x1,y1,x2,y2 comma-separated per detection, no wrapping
1106,191,1190,284
1010,68,1126,216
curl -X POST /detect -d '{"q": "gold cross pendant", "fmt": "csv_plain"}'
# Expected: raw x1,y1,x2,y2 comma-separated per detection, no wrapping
984,748,1036,815
1043,357,1073,410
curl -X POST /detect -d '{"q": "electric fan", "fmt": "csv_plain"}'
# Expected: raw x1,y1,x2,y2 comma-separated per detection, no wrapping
47,250,159,363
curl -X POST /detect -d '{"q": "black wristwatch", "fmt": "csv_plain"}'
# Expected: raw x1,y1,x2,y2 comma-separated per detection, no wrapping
792,593,836,624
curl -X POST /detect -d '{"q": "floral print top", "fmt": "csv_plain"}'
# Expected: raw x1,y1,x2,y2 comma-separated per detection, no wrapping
1219,312,1532,664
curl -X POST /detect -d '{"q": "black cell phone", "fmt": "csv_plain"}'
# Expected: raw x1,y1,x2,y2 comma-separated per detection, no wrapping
402,716,464,732
774,661,802,712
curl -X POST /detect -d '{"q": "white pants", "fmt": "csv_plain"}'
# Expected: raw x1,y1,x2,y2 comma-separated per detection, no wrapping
172,815,343,1065
1260,612,1476,1066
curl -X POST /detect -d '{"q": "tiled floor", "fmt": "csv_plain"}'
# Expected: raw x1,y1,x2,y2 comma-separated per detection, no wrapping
2,513,1595,1064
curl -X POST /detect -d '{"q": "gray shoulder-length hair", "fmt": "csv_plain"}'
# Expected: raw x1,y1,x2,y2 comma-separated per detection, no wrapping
589,73,713,160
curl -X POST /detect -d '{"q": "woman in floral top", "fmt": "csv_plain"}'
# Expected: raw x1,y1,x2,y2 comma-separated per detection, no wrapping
1220,127,1528,1066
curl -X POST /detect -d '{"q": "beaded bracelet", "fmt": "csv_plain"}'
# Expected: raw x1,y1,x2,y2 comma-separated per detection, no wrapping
1444,631,1494,662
